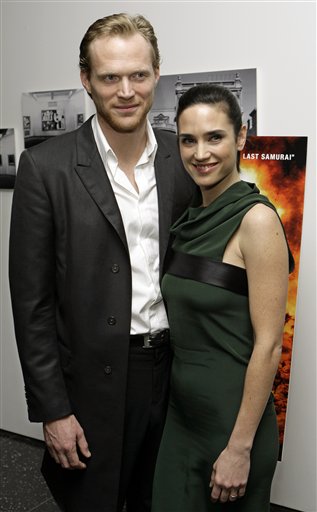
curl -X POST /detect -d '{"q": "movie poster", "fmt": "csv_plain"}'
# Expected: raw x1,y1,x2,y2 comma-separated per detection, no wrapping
240,136,307,458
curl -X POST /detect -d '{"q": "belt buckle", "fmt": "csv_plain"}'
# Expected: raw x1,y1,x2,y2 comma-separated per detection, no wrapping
142,334,153,349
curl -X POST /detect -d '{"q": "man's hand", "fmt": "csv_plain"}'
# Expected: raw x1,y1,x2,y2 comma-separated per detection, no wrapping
43,414,91,469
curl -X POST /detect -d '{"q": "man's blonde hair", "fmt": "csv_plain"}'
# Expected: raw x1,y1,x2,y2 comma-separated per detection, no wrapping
79,13,161,75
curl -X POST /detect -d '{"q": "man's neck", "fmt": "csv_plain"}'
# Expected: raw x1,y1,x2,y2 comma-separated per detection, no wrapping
98,117,148,175
97,116,149,192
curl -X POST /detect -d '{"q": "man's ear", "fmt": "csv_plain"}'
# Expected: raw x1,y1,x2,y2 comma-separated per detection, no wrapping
80,70,91,95
154,67,160,86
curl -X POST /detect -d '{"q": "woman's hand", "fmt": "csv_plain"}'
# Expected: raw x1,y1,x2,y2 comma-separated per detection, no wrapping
209,445,250,503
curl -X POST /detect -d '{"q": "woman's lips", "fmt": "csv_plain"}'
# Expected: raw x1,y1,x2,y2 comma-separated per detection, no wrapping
194,163,218,174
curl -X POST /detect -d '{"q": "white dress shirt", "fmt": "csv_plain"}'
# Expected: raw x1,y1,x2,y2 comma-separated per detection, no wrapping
92,115,169,335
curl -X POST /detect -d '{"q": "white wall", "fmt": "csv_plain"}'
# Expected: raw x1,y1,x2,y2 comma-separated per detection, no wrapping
1,1,316,511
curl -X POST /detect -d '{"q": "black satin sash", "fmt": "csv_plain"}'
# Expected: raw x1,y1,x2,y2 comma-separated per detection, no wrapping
167,250,249,297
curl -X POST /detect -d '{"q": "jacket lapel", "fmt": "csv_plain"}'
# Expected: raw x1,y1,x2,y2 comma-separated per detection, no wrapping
154,133,175,275
74,118,129,252
74,120,176,265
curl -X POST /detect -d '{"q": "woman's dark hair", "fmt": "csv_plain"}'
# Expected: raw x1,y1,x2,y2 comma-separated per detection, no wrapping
176,83,243,139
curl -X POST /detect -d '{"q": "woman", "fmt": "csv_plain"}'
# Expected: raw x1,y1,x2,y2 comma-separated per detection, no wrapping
152,84,294,511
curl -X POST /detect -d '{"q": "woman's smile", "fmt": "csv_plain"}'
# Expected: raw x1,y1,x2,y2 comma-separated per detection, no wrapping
194,162,218,174
178,103,247,204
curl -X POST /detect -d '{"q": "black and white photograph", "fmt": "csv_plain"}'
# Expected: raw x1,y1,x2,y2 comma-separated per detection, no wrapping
0,128,16,189
21,88,86,149
149,68,257,134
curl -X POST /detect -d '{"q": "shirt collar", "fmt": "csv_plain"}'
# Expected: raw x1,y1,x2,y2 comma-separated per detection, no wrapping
92,115,158,173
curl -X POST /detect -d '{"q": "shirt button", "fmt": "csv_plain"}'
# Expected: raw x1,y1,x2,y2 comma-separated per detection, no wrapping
104,365,112,376
107,316,116,326
111,264,120,273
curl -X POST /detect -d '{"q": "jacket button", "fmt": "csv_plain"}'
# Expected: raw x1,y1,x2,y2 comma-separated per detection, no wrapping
104,365,112,375
107,316,116,326
111,263,120,273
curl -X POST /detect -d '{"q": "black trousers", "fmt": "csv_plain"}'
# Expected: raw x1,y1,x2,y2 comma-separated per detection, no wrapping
117,343,171,512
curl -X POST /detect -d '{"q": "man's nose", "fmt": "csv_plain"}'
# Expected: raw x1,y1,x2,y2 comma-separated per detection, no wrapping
117,77,135,99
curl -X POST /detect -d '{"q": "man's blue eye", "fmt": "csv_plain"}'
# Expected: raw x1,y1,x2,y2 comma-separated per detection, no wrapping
104,75,118,82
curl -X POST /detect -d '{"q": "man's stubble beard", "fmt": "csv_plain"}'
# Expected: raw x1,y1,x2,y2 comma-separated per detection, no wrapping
97,96,154,134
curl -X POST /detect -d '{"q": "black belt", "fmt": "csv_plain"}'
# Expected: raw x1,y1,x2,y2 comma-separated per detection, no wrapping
129,329,170,349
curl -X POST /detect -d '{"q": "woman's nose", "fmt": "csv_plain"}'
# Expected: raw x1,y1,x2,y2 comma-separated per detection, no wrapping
194,144,210,160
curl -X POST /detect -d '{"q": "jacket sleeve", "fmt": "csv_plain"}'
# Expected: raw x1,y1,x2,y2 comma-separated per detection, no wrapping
9,149,72,422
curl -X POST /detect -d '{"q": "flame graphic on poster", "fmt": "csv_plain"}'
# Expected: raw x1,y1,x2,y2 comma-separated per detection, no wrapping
240,136,307,459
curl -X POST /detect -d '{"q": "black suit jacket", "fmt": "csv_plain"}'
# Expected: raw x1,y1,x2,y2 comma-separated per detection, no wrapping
9,117,195,511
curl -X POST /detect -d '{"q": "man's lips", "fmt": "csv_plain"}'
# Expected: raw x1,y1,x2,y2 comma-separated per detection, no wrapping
115,104,139,112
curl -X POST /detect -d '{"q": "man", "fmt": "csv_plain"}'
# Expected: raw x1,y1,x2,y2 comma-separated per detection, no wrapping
9,13,195,512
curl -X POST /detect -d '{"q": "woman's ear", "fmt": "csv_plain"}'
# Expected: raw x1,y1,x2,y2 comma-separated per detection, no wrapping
237,125,247,151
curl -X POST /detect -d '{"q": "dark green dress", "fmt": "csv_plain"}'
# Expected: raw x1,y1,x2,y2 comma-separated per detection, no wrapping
152,181,291,512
